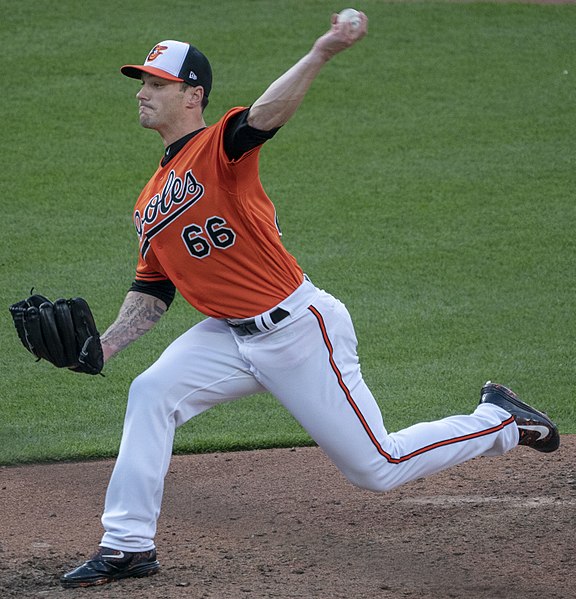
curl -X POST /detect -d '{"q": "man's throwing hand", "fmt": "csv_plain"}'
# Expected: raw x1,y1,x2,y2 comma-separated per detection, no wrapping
312,10,368,61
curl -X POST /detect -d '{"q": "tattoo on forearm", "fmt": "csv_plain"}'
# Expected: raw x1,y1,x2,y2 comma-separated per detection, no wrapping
101,293,167,356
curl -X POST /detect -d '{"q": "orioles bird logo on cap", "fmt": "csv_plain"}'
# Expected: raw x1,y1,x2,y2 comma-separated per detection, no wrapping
147,44,168,62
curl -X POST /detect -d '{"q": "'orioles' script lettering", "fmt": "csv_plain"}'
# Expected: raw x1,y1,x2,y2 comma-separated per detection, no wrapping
134,169,205,240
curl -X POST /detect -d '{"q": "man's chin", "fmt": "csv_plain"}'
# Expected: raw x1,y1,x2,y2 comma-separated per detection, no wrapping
138,114,157,129
139,119,156,130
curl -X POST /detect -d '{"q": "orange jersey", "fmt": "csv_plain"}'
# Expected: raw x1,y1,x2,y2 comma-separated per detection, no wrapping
133,107,303,319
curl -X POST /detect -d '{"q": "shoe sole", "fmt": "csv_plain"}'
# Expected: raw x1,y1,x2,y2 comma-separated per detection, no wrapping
60,562,160,588
481,383,560,452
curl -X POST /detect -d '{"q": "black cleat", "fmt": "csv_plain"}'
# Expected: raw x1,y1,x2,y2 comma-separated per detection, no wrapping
60,547,160,588
479,381,560,453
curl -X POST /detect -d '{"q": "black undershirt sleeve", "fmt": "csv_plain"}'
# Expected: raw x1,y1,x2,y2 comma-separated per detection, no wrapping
129,279,177,309
223,108,280,161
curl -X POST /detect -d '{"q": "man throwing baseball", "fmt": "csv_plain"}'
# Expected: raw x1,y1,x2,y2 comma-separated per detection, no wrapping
61,11,559,588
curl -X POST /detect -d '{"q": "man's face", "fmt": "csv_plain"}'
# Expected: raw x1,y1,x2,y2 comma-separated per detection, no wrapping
136,73,187,131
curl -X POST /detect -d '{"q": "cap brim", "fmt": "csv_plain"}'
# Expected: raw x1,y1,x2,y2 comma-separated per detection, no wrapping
120,65,183,82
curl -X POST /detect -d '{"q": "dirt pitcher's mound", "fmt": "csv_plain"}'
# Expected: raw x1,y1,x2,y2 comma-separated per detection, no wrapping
1,438,575,598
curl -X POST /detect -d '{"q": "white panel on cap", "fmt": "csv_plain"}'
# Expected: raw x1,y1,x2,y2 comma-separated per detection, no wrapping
144,40,189,78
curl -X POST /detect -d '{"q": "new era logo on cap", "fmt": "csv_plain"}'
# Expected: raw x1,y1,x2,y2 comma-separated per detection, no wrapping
121,40,212,97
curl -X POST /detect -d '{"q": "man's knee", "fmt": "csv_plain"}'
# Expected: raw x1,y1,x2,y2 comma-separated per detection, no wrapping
343,465,399,493
127,369,167,410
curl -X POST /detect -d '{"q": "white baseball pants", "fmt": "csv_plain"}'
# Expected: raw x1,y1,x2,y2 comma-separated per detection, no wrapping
101,279,518,551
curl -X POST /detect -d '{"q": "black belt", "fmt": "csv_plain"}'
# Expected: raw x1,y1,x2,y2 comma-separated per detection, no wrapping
228,307,290,336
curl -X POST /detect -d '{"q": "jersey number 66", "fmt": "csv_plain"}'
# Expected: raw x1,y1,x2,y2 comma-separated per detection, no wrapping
181,216,236,259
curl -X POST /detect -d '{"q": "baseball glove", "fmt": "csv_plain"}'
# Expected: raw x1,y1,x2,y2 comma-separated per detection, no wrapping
9,292,104,375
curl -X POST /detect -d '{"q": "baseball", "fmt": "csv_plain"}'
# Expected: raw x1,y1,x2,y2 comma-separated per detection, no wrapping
338,8,361,29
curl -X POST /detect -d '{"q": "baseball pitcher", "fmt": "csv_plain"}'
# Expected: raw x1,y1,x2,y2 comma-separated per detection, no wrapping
10,11,558,588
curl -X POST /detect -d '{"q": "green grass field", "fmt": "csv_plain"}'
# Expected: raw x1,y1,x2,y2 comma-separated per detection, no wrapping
1,0,574,465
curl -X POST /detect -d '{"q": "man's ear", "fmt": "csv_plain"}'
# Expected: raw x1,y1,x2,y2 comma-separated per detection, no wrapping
185,85,205,109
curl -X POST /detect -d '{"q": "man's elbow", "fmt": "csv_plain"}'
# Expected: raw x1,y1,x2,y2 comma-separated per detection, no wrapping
247,103,288,131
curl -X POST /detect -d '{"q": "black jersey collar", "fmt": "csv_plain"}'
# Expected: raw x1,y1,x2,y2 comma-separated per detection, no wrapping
162,128,206,166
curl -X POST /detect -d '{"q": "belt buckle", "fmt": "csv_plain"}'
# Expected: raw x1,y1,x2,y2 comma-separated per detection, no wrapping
228,320,257,336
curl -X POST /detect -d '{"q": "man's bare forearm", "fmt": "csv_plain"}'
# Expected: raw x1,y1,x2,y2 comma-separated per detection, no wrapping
248,12,367,131
100,291,167,362
247,51,329,131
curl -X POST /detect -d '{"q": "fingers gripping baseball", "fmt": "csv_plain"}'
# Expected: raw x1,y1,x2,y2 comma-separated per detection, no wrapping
9,293,104,375
312,10,368,60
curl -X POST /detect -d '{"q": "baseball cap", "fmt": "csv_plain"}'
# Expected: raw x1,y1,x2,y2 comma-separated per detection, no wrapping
121,40,212,97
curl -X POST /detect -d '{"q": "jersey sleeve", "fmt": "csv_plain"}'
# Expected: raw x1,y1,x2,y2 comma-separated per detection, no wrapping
133,246,176,307
135,243,169,283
